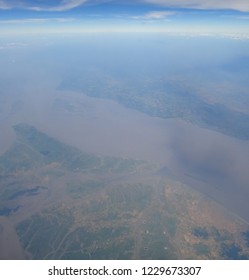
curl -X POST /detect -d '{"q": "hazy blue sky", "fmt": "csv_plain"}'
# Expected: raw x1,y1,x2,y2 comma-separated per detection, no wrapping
0,0,249,35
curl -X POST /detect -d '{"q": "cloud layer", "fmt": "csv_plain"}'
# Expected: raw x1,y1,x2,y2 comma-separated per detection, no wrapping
144,0,249,12
0,0,249,12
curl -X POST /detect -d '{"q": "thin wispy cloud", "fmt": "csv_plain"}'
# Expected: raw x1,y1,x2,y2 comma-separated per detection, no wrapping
30,0,88,12
0,18,76,24
0,42,27,50
132,11,175,20
0,0,11,9
0,0,89,11
144,0,249,12
237,16,249,20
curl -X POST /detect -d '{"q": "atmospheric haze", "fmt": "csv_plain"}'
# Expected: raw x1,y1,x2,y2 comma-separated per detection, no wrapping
1,1,249,260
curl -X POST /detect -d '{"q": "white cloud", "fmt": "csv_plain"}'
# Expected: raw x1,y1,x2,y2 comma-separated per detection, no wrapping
132,11,175,20
144,0,249,12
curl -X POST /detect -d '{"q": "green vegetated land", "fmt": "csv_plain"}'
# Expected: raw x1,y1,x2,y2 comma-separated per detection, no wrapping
59,72,249,140
1,123,249,259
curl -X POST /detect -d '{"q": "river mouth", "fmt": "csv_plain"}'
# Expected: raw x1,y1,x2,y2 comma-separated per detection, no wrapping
1,84,249,224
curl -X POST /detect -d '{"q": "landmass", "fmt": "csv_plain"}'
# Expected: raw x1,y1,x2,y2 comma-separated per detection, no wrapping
0,124,249,259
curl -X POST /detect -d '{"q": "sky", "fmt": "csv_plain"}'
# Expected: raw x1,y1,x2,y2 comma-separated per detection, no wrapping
0,0,249,35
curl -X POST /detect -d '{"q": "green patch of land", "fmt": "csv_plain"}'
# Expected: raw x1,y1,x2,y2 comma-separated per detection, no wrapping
0,123,150,178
